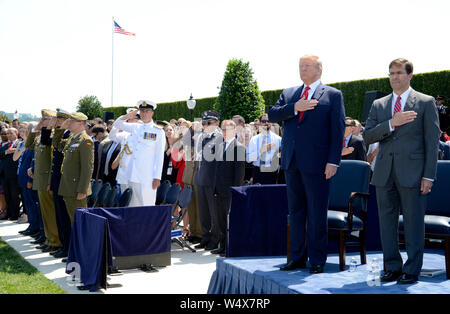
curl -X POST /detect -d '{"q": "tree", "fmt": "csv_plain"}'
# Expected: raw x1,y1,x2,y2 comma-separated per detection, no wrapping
215,59,265,123
77,95,104,120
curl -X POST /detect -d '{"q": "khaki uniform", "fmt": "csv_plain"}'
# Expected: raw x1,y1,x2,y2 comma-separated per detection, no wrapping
54,129,94,224
25,131,61,247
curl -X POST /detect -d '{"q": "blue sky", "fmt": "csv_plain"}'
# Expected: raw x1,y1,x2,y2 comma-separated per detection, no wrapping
0,0,448,116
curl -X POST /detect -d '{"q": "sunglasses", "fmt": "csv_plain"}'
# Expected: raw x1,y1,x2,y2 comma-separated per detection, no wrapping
202,120,216,126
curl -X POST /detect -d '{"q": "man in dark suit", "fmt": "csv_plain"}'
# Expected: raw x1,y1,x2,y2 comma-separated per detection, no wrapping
363,58,440,284
193,110,223,251
342,117,366,161
269,55,345,274
436,95,449,134
0,128,20,220
98,140,121,186
212,120,245,256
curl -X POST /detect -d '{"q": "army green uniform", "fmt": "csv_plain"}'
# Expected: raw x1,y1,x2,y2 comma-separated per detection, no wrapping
25,130,61,248
54,128,94,224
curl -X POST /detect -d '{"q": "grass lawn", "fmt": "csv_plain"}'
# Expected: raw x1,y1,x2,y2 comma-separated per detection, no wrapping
0,238,66,294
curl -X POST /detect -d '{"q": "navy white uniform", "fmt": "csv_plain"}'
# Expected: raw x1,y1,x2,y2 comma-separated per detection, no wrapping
113,116,165,206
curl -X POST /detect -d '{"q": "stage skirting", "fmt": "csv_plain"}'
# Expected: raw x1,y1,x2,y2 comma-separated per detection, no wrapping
66,205,172,291
228,184,382,258
208,251,449,294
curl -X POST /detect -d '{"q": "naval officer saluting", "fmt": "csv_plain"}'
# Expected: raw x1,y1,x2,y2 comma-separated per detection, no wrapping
113,100,165,206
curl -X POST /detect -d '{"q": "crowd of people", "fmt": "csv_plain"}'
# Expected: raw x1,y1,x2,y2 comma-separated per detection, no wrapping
0,57,448,274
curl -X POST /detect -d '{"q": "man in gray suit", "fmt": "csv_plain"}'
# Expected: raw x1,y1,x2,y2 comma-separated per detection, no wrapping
364,58,440,284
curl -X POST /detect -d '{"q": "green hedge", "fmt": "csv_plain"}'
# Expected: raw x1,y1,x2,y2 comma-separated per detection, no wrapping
103,70,449,122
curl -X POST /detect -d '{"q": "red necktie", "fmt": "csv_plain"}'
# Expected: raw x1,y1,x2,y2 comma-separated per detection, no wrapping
343,138,347,148
7,141,12,149
298,86,311,122
393,95,402,129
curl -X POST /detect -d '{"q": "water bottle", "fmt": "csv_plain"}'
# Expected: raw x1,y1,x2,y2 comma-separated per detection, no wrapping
349,257,357,272
370,258,380,276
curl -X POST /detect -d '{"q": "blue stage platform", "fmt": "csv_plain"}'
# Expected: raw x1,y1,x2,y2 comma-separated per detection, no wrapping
208,250,449,294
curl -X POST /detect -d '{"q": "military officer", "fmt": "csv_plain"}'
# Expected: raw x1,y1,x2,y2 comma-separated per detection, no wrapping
113,100,165,206
47,109,72,258
25,109,61,252
55,112,94,224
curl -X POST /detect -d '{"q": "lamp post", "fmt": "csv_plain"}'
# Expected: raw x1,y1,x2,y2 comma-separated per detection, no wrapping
187,93,196,122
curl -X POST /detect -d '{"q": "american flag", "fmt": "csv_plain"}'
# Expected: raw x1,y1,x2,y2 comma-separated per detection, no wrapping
114,21,136,37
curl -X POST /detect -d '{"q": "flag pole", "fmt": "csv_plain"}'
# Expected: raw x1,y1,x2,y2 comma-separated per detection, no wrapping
111,16,114,107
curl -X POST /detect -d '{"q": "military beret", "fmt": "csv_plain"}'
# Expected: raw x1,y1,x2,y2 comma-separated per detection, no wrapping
56,108,70,119
201,110,220,121
137,100,157,110
70,112,88,121
41,109,56,118
436,95,445,101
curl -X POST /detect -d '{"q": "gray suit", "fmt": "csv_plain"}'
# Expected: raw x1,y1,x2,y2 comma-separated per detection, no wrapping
363,88,440,275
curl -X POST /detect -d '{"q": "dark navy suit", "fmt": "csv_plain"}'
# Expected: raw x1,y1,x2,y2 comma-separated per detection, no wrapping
269,83,345,266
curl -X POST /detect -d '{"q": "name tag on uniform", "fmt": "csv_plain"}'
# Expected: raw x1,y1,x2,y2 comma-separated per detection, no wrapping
70,144,80,149
143,132,157,141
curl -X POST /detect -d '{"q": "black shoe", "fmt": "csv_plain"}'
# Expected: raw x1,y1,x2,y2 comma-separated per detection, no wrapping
43,246,59,253
194,240,209,249
309,264,324,274
8,217,18,221
53,249,68,258
187,236,202,244
29,230,41,238
380,270,402,282
211,247,225,255
205,242,218,251
19,228,31,235
397,273,418,285
31,236,46,245
36,244,49,250
219,252,226,257
280,260,307,271
61,258,67,263
50,248,63,256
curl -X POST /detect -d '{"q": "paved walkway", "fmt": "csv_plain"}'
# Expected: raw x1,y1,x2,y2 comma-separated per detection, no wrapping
0,220,218,294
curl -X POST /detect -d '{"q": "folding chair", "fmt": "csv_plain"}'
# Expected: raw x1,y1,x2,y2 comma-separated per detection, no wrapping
171,185,196,252
88,179,103,207
118,188,133,207
156,180,171,205
104,185,120,208
94,182,111,208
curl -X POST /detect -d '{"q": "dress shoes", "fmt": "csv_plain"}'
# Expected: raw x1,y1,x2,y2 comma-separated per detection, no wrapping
36,244,49,250
397,273,419,285
187,236,202,244
31,237,46,245
61,258,68,263
194,240,209,249
309,264,325,274
280,260,307,271
380,270,402,282
211,247,225,255
50,248,63,256
19,228,30,235
42,246,59,253
53,249,68,258
205,242,218,251
29,231,41,238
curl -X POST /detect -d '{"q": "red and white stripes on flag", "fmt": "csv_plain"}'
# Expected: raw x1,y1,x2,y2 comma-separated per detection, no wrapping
114,21,136,37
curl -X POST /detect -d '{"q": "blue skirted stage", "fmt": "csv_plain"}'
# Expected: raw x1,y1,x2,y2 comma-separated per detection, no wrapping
208,250,449,294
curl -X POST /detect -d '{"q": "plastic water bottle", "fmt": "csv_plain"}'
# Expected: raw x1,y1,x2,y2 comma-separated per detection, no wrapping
370,258,380,276
349,257,358,272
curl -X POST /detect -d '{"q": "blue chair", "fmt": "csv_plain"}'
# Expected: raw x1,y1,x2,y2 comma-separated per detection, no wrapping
105,185,120,207
164,182,182,205
399,160,450,279
156,180,171,205
88,179,103,207
95,182,112,207
328,160,371,271
171,185,196,252
118,188,133,207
